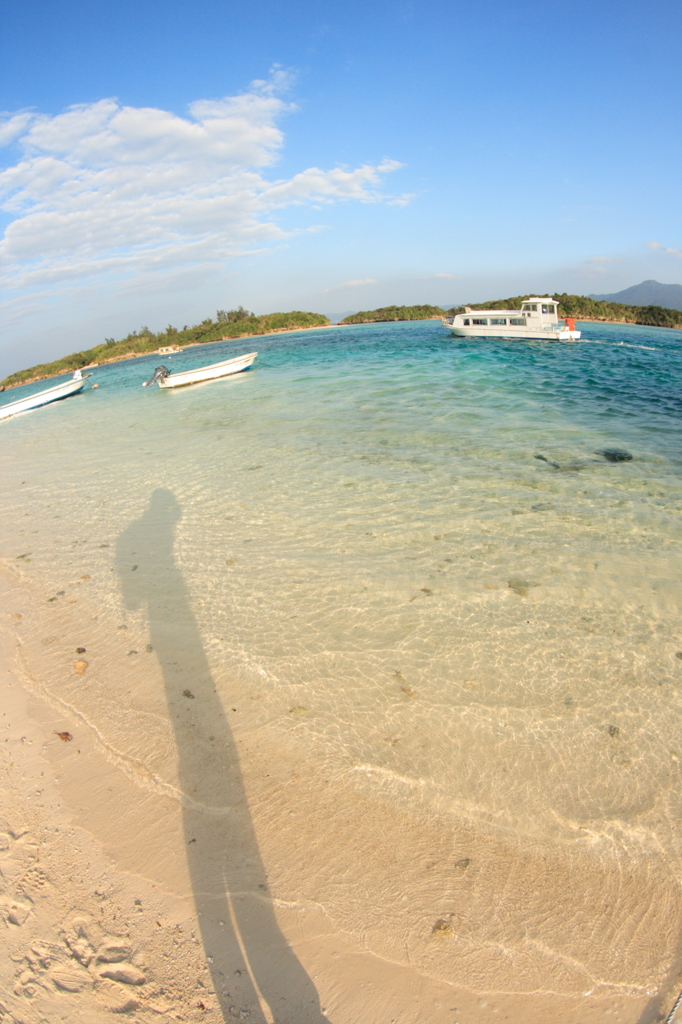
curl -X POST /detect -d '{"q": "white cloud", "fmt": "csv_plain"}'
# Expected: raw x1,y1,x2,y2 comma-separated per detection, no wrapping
578,253,631,277
321,278,377,292
387,192,415,207
262,161,402,206
584,256,621,275
0,72,405,300
646,240,682,258
0,112,33,147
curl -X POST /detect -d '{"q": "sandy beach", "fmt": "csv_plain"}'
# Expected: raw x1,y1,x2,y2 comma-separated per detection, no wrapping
1,563,674,1024
2,0,680,1012
3,318,682,1024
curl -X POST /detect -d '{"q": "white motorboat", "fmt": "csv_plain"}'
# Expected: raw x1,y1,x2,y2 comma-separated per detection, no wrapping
443,298,581,341
0,369,92,421
142,351,257,389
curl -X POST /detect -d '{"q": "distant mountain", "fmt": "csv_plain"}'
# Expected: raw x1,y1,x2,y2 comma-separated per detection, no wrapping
325,310,358,324
589,280,682,311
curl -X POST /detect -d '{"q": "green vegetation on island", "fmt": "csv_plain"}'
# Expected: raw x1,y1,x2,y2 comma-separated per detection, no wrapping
339,305,445,324
1,309,330,389
445,294,682,329
337,294,682,328
6,291,681,391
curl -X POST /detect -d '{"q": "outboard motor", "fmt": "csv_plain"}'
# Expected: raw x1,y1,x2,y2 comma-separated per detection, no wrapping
142,366,171,388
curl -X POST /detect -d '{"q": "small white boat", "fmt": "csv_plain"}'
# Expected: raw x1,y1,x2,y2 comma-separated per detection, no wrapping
142,351,257,389
0,370,92,421
443,298,581,341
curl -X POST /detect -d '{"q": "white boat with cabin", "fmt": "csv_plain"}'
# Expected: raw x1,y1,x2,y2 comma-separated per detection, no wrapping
0,369,92,421
142,351,257,389
443,297,581,341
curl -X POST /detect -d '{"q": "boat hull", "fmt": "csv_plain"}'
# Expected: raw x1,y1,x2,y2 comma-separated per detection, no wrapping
0,375,91,420
447,326,581,341
157,352,257,388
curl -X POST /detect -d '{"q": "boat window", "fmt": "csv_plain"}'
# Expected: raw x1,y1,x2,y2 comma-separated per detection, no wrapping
472,318,488,325
509,318,526,326
463,318,471,325
490,318,507,325
529,304,538,311
542,304,556,314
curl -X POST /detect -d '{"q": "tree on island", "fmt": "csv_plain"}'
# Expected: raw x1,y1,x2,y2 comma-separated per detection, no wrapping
216,306,255,324
1,310,330,389
339,304,445,324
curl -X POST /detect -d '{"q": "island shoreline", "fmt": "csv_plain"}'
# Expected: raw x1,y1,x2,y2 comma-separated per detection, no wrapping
5,314,680,393
0,322,339,391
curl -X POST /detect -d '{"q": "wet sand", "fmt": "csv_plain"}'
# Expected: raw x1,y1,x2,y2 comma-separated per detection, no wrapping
1,564,678,1024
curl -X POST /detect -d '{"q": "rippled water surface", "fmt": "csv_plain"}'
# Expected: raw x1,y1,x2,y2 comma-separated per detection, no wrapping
3,319,682,998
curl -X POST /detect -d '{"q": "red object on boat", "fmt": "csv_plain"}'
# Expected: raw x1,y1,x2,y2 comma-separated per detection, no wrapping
565,318,576,331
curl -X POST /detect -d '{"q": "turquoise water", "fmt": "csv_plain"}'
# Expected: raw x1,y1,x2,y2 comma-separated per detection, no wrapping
2,318,682,1000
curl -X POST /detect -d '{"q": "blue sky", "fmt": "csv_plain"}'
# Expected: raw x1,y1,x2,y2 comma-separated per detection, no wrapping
1,0,681,375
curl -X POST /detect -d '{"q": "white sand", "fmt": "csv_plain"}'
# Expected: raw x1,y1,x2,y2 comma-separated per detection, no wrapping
2,559,675,1024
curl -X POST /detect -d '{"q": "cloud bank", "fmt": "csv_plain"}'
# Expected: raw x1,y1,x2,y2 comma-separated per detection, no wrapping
322,277,377,292
0,71,403,312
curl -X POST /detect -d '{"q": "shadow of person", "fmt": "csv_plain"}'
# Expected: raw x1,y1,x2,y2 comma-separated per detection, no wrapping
637,978,682,1024
116,488,328,1023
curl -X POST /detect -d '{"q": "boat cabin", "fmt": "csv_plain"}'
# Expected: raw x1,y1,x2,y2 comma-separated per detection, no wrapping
458,297,559,330
442,296,579,340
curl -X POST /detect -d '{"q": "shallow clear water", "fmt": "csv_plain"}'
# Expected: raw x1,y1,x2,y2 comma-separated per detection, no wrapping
3,319,682,997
